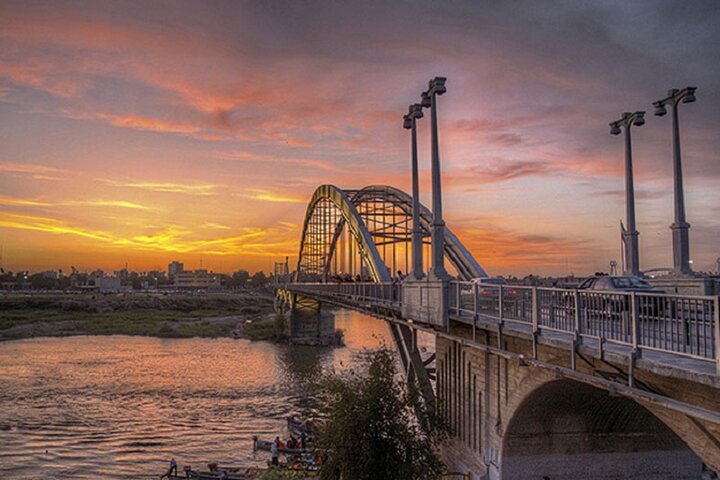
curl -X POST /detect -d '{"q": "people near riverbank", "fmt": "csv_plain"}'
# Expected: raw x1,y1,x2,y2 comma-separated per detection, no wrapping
271,437,280,466
286,435,300,449
161,458,177,478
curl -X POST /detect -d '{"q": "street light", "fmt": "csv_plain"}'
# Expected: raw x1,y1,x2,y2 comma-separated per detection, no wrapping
609,110,645,276
421,76,451,281
403,103,425,280
653,87,697,275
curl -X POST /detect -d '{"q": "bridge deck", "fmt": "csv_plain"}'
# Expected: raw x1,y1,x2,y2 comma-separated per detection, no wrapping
284,281,719,386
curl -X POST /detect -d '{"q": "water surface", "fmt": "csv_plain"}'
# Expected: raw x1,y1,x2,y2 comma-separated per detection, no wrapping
0,309,429,479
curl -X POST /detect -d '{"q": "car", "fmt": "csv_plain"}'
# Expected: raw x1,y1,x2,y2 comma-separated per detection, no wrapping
577,275,663,293
462,277,524,317
576,275,665,317
470,277,519,295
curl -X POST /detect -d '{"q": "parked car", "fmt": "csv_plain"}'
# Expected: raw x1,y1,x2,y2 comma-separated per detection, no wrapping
576,276,665,316
470,277,519,295
577,275,663,293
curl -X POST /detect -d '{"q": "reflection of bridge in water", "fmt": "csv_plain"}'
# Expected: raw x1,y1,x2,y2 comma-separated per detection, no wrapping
276,184,720,479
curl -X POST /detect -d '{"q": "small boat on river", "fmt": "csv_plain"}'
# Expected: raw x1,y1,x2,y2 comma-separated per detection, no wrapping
252,435,307,454
287,415,316,440
164,464,256,480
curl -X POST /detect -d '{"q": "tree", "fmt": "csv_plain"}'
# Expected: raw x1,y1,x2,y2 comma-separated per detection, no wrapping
318,348,446,480
230,269,250,287
250,271,268,287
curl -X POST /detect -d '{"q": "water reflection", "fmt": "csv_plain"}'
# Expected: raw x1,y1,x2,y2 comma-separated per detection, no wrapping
0,308,432,479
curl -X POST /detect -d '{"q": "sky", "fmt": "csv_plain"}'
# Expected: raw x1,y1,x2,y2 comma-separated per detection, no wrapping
0,0,719,277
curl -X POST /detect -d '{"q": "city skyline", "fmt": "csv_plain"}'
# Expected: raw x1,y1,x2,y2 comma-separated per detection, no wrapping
1,1,719,276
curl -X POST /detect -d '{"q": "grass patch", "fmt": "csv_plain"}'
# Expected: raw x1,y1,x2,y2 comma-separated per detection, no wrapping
0,292,274,341
244,314,287,342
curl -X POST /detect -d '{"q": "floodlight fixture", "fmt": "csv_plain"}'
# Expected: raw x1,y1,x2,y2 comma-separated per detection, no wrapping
403,114,412,130
420,90,431,108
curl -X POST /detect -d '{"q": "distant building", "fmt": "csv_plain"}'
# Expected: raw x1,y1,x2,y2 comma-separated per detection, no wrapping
174,269,220,289
98,276,121,293
97,276,132,293
168,261,184,279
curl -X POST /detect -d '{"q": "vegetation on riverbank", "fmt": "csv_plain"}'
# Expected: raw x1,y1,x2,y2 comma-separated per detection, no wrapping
317,348,447,480
243,313,288,342
0,292,275,341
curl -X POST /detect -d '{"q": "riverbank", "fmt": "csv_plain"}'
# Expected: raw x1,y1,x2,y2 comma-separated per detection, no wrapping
0,291,277,341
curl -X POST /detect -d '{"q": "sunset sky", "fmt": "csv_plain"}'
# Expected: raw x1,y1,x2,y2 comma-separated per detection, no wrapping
0,0,718,276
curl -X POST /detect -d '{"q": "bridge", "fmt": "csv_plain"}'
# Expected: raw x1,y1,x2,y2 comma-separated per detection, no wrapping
275,184,720,480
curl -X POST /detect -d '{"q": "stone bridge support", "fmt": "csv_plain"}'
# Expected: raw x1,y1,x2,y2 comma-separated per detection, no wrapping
435,327,719,480
275,291,336,346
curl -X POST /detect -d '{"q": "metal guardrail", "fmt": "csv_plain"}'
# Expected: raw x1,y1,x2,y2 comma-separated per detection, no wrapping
284,281,720,373
288,282,403,309
448,282,719,364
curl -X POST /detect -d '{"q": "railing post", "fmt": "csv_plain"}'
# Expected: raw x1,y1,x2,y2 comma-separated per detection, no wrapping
472,282,478,343
572,290,580,370
531,287,539,359
498,285,504,321
456,282,461,316
714,295,720,376
497,285,504,349
629,292,639,388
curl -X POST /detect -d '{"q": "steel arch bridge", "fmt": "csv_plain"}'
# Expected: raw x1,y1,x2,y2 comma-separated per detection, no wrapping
277,184,720,477
276,184,488,410
294,184,487,283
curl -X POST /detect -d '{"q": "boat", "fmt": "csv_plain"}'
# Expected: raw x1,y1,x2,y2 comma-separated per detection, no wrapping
165,464,254,480
287,415,316,440
252,435,307,454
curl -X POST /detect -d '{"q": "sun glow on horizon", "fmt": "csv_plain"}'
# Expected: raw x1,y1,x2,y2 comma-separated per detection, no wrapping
1,1,719,276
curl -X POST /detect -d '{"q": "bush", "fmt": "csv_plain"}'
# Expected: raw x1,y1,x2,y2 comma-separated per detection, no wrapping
318,348,446,480
273,313,287,341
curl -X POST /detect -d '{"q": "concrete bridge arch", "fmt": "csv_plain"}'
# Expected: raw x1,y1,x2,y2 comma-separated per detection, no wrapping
435,335,718,480
500,378,702,479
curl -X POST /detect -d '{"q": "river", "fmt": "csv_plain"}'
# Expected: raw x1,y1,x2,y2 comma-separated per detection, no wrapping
0,309,432,479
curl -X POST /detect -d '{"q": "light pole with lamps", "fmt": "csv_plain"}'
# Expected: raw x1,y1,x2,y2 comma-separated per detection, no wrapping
610,111,645,276
403,103,425,280
421,76,451,281
653,87,696,276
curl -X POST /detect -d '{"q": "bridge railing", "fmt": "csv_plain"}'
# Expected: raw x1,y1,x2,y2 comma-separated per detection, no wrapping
449,281,719,364
288,282,403,309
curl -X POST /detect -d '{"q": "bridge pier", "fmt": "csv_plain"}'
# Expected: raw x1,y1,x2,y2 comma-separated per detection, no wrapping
279,293,337,346
435,322,717,479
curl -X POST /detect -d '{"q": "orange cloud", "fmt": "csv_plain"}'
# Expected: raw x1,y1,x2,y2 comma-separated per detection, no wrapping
239,189,306,204
99,180,224,196
0,162,62,176
451,223,595,275
0,212,298,258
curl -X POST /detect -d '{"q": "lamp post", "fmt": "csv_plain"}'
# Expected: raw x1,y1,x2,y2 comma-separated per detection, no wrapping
610,111,645,276
403,103,425,280
421,76,450,281
653,87,696,276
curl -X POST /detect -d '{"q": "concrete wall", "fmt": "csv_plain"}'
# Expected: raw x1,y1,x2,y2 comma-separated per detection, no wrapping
435,327,717,479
